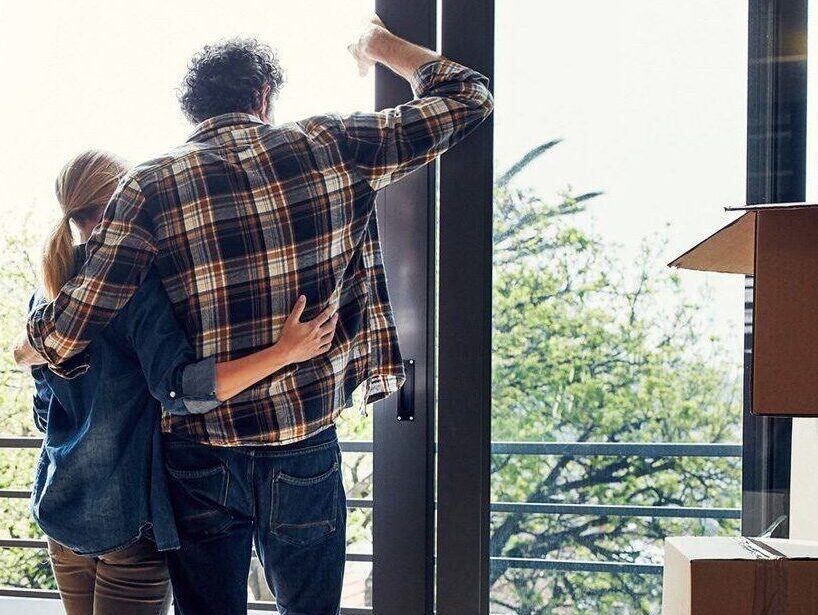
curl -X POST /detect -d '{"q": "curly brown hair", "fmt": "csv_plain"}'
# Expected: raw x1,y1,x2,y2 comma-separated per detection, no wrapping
179,38,285,124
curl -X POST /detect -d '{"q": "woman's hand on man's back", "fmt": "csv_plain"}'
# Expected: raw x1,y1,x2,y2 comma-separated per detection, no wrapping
277,296,338,364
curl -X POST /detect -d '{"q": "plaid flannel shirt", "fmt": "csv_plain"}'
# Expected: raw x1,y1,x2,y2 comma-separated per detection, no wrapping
27,59,493,446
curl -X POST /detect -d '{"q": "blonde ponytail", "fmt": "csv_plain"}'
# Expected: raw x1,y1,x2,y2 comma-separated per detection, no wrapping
42,216,78,301
42,150,128,300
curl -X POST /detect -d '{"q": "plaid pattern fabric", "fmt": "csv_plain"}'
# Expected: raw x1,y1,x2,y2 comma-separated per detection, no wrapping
27,59,493,446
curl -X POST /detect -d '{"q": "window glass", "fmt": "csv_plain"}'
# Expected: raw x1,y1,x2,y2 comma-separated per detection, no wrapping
492,2,747,611
0,1,373,606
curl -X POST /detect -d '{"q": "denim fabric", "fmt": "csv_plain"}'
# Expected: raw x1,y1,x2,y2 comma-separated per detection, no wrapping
163,426,346,615
29,248,220,555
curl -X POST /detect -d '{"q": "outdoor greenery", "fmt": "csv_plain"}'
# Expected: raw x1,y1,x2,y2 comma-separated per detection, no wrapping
0,140,742,613
489,141,742,614
0,223,55,590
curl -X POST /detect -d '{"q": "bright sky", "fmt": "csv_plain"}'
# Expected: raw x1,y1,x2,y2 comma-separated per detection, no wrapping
1,0,749,347
495,0,748,346
0,0,373,224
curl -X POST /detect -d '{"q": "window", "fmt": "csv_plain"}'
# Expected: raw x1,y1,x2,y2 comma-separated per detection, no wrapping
490,2,747,611
0,1,374,609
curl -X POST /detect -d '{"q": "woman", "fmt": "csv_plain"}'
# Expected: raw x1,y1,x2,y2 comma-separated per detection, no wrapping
20,150,337,614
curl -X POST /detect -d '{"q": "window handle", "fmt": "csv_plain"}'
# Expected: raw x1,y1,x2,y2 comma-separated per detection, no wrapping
397,359,415,422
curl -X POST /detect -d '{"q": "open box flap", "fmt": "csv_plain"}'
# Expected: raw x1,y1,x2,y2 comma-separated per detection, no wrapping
666,536,818,561
726,201,818,212
765,538,818,560
669,212,756,274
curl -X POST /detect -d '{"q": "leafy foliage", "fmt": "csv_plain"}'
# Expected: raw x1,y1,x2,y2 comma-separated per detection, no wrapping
489,142,741,614
0,221,57,589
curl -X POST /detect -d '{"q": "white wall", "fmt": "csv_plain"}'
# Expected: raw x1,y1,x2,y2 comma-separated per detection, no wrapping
0,597,62,614
789,419,818,539
0,597,279,614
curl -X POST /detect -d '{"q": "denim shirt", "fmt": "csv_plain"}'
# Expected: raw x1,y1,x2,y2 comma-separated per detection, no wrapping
29,248,220,555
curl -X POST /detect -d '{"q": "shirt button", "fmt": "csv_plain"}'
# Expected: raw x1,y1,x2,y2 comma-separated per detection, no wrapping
169,391,176,398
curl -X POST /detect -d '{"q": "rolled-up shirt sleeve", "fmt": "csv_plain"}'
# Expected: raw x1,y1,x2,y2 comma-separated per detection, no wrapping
336,58,494,191
116,271,220,416
174,356,220,415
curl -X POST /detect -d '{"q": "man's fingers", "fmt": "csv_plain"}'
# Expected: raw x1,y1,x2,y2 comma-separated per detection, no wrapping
317,313,339,335
310,305,336,329
286,295,307,323
347,43,368,71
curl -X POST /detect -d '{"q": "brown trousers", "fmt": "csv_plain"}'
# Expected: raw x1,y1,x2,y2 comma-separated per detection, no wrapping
47,538,172,615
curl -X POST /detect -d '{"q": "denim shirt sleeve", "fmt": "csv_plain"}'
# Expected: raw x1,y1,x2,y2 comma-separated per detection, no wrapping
114,270,220,415
30,366,51,433
27,291,50,432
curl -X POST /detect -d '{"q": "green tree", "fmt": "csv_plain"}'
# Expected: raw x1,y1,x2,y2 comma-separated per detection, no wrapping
0,223,56,590
490,141,742,614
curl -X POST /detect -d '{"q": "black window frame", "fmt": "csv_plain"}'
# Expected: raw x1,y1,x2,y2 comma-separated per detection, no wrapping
743,0,807,538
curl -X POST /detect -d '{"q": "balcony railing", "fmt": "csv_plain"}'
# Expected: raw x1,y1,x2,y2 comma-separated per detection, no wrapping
0,436,741,608
0,436,374,615
489,440,741,577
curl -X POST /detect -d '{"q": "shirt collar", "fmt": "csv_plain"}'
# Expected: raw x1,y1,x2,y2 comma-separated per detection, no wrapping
187,112,267,143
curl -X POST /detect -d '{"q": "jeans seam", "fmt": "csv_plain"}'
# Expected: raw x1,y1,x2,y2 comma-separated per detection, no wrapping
275,460,339,486
254,439,338,459
166,464,226,480
249,453,256,520
222,468,230,508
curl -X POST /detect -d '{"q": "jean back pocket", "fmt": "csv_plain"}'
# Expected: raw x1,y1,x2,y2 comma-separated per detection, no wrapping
165,447,232,537
271,459,340,547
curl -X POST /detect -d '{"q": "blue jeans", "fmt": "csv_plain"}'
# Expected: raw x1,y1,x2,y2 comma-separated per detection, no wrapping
162,426,346,615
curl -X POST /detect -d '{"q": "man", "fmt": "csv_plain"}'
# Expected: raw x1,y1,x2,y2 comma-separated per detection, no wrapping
23,15,493,615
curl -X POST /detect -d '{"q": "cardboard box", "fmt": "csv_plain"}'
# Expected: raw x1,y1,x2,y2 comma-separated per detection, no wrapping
670,203,818,416
662,536,818,615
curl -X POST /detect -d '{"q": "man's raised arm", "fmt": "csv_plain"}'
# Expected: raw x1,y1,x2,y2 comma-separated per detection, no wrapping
25,176,156,376
341,15,494,191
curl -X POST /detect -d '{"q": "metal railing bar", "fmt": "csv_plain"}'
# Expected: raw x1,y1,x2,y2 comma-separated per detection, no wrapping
248,602,372,614
491,441,742,457
346,498,372,509
491,502,741,519
0,587,60,600
0,538,46,549
0,491,740,521
339,441,373,453
345,552,373,563
0,492,740,521
0,550,669,578
0,490,30,499
0,437,376,453
0,437,41,449
0,539,375,565
491,557,663,575
0,490,374,510
0,437,742,458
0,587,372,614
